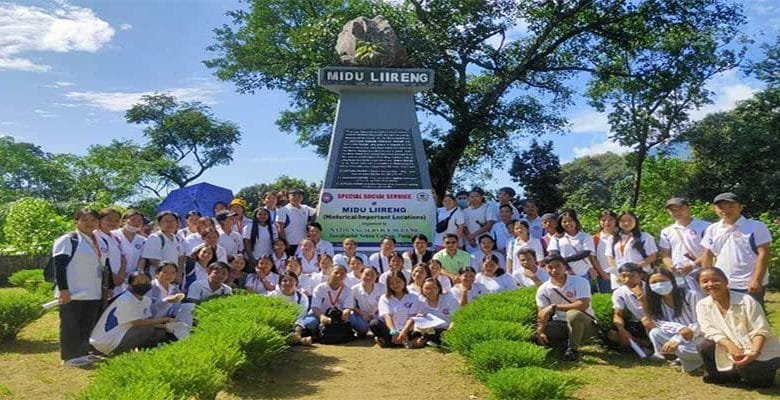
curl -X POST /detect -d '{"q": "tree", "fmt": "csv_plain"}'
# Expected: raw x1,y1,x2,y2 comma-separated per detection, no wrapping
3,197,72,255
125,94,242,188
83,140,177,199
559,152,632,211
585,1,746,207
206,0,739,199
237,176,322,211
0,136,73,203
508,139,564,213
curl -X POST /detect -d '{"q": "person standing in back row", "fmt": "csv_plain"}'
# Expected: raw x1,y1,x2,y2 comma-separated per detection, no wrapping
658,197,710,293
701,192,772,308
276,188,316,256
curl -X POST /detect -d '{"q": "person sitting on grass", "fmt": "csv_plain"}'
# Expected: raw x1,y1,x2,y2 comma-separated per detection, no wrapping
186,262,233,302
148,262,193,338
642,267,704,373
606,263,650,352
450,266,487,307
245,254,279,295
268,271,312,346
90,271,176,356
300,265,355,343
535,255,599,362
418,277,459,346
475,254,516,294
696,267,780,387
370,271,424,348
349,266,385,337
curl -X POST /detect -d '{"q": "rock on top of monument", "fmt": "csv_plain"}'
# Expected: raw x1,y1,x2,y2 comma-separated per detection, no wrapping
336,15,409,68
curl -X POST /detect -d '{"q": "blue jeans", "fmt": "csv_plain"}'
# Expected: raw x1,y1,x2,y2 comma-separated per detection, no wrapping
349,314,373,336
299,313,319,334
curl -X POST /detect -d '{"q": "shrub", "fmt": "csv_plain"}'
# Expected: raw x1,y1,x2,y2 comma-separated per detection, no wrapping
590,293,614,332
2,197,72,255
0,288,46,341
194,292,299,335
758,213,780,290
451,288,538,327
444,320,534,355
486,367,576,400
469,339,549,380
8,269,52,298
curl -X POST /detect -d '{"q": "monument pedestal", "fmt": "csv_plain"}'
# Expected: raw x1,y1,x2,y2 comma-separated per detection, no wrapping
317,67,436,249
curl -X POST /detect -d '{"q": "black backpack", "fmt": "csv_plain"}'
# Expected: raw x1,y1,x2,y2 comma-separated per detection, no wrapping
44,233,80,282
317,307,354,344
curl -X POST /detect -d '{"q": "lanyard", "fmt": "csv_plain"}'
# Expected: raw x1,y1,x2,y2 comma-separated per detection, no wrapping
327,286,344,307
618,235,632,257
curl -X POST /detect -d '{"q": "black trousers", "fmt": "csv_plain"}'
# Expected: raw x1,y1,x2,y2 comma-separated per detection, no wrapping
111,326,173,355
369,319,421,346
59,299,102,361
699,339,779,388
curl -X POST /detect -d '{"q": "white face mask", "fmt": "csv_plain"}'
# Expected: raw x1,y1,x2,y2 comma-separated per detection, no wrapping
650,281,674,296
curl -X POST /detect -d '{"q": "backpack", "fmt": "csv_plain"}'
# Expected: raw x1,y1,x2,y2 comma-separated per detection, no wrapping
317,307,354,344
44,233,80,282
435,208,458,234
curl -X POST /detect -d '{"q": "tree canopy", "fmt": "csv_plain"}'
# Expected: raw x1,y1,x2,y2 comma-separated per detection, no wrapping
508,139,564,213
206,0,744,198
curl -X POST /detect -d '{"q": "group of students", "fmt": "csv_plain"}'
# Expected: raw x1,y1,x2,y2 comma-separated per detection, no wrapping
49,187,778,388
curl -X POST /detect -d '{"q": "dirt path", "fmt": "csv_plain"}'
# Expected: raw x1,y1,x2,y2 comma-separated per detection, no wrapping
219,339,489,400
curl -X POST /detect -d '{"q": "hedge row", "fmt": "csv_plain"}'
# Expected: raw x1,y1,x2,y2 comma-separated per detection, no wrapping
0,288,45,341
76,294,300,399
443,288,609,399
8,268,52,299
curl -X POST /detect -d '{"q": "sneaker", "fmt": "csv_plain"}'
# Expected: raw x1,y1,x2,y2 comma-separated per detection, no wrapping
561,347,580,362
62,355,94,368
667,358,682,368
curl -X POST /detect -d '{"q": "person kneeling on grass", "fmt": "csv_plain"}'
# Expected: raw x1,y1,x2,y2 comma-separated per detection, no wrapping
370,270,425,348
696,267,780,387
535,255,599,362
90,271,176,356
268,271,313,346
186,262,233,303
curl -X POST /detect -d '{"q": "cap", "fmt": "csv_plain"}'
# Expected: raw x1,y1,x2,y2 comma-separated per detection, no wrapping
215,210,237,221
541,213,558,221
665,197,689,208
229,198,247,208
713,192,739,204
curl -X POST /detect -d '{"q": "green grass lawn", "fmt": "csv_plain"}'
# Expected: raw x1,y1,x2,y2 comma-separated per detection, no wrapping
0,289,778,399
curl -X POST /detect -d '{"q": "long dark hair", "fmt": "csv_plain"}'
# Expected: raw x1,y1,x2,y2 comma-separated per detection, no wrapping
644,268,685,319
249,207,275,253
384,270,408,298
614,211,644,254
555,209,582,235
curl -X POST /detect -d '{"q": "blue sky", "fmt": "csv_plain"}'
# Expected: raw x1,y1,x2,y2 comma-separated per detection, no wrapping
1,0,778,199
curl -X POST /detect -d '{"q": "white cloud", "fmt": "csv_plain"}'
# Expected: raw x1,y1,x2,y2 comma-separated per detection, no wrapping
34,108,58,118
42,80,75,88
0,1,114,72
568,110,609,134
572,138,630,158
689,73,759,120
63,84,222,112
119,23,132,31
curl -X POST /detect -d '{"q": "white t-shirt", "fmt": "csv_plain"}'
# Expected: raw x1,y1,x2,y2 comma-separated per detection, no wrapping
433,206,465,247
186,279,232,301
52,232,104,300
95,230,123,278
547,231,596,276
436,275,453,294
176,227,196,243
490,221,514,252
659,219,710,267
299,254,319,275
140,232,183,265
524,216,545,240
268,288,309,318
112,229,146,276
475,273,516,294
90,290,151,354
218,230,244,257
276,203,315,246
462,203,498,249
470,250,505,272
701,216,772,289
378,293,422,331
243,222,278,259
611,283,646,321
368,252,411,274
535,276,595,321
182,233,204,257
450,282,488,303
147,278,183,318
420,293,460,328
245,272,280,294
310,282,354,312
507,237,546,271
351,282,386,317
605,232,658,272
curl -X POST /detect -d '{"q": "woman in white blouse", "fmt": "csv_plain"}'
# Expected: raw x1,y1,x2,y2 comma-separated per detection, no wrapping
696,267,779,387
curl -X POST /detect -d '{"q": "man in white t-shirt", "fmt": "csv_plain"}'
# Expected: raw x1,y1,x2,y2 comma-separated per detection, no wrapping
276,188,316,256
490,204,515,253
186,262,233,302
462,187,497,252
139,211,184,275
535,255,598,362
216,210,244,256
701,192,772,307
90,272,173,355
658,197,710,291
495,187,521,220
523,199,545,240
305,222,334,257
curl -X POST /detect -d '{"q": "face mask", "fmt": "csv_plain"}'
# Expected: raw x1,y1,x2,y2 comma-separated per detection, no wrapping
125,224,140,233
457,199,468,208
131,283,152,296
650,281,674,296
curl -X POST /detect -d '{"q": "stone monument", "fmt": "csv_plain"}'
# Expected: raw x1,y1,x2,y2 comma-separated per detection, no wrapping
317,16,436,250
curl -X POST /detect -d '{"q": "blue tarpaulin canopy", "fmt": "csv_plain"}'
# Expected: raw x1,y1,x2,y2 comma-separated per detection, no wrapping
156,182,234,218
